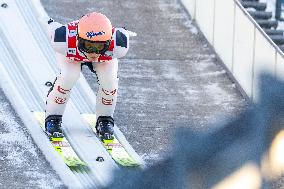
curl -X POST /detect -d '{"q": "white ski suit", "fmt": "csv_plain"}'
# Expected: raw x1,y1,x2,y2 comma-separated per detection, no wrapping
40,17,130,119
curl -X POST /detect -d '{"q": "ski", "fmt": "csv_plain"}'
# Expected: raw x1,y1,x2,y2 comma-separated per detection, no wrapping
81,113,141,167
33,111,88,170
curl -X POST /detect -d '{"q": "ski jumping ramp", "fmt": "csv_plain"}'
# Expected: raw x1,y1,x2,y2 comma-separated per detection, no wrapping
0,0,144,188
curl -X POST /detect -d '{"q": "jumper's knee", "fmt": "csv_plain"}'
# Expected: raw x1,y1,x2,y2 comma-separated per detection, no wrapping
57,71,80,89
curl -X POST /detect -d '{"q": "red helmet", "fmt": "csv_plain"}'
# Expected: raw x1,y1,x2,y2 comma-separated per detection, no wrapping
77,12,112,54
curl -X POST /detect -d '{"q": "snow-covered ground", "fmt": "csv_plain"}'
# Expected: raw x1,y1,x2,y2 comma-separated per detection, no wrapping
0,89,64,188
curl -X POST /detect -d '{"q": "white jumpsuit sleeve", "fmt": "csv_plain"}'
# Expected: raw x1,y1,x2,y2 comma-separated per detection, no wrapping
38,16,67,55
112,28,130,59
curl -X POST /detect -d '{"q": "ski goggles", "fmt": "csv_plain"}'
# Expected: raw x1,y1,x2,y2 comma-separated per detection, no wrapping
77,37,110,55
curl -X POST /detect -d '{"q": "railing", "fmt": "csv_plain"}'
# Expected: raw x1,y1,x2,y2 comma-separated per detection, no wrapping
181,0,284,101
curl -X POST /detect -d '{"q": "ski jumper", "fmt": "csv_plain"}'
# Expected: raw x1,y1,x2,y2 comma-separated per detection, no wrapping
40,18,130,119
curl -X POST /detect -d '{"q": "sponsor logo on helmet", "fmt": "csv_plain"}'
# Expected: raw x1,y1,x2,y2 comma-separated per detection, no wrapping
86,31,106,39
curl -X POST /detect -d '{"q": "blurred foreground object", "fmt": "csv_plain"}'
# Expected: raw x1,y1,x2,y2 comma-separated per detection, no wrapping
106,73,284,189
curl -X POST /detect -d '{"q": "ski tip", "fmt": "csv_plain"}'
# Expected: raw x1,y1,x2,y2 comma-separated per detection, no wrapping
69,164,91,173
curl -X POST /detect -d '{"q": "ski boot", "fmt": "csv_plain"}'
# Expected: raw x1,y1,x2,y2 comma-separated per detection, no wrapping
96,116,114,140
45,115,64,138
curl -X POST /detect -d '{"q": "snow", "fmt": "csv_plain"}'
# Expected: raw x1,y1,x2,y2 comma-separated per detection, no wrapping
158,0,198,34
0,1,83,187
141,153,162,165
0,92,63,188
